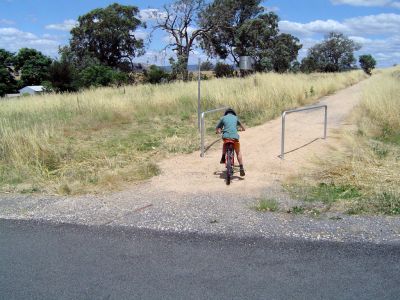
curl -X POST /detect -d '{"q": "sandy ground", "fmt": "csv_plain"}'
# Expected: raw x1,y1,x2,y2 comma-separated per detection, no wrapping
151,79,364,195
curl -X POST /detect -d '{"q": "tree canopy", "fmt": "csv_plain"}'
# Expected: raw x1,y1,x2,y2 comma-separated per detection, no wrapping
156,0,213,80
301,32,361,73
70,3,145,69
359,54,376,75
0,49,17,96
13,48,52,86
199,0,301,72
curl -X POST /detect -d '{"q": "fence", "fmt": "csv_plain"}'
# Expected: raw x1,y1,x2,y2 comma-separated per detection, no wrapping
200,107,228,157
280,104,327,159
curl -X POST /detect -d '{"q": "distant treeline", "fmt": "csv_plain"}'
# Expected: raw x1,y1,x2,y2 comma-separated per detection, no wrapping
0,1,377,97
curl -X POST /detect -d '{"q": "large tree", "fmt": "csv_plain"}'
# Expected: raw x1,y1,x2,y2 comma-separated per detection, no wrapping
156,0,214,81
0,49,17,97
70,3,145,69
0,66,17,97
199,0,301,72
301,32,361,73
13,48,52,86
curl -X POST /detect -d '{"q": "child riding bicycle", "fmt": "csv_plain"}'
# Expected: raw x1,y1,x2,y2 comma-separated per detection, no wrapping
215,108,246,177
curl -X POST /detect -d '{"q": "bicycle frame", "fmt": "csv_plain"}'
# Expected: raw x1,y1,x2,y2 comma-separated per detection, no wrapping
224,141,235,185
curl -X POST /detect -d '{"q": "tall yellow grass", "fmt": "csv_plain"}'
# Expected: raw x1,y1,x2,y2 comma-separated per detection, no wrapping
0,70,366,194
288,67,400,214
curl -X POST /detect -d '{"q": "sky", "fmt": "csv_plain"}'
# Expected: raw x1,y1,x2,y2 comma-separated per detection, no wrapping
0,0,399,67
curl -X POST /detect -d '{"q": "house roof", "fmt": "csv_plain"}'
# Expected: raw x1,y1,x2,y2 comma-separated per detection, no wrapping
20,86,44,92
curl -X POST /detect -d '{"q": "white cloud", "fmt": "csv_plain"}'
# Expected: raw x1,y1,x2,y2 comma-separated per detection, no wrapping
331,0,400,8
0,27,60,57
139,9,167,22
279,19,348,36
0,18,15,25
133,30,149,40
45,19,77,31
279,13,400,36
345,13,400,34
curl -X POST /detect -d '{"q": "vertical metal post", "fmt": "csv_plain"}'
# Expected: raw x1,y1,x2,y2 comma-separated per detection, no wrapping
280,104,328,160
324,106,328,139
200,112,205,157
197,58,201,131
281,112,286,159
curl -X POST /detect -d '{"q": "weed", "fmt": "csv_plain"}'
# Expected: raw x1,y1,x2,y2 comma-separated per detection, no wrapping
20,185,40,194
253,198,279,212
370,141,389,159
58,184,72,195
288,206,305,214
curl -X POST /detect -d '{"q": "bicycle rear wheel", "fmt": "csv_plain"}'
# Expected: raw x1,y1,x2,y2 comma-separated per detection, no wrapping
226,147,233,185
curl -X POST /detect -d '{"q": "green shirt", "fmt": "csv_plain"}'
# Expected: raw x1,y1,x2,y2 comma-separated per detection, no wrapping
216,114,242,140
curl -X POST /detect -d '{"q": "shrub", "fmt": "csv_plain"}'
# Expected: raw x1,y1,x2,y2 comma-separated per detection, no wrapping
214,62,234,78
145,65,169,84
359,54,376,75
200,61,214,71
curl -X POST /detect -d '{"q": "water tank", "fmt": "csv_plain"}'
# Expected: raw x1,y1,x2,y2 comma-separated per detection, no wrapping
239,56,254,70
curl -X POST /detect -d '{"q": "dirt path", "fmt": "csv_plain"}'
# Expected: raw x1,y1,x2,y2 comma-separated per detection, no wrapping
150,79,366,195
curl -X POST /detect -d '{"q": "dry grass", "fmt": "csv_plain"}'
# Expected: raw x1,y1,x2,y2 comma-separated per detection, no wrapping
0,70,366,194
286,67,400,215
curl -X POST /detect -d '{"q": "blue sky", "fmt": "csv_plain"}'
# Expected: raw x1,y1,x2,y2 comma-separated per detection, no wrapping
1,0,399,67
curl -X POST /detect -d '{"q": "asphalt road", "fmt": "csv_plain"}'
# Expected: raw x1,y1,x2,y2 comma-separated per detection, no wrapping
1,220,399,300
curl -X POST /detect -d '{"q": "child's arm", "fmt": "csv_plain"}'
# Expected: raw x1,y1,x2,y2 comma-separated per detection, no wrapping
238,120,246,131
215,118,223,134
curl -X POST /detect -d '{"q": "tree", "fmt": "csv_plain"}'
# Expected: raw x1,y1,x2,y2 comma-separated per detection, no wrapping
13,48,52,86
0,49,14,66
199,0,301,72
200,60,214,71
301,32,361,73
48,61,77,92
0,49,17,97
269,33,302,73
156,0,214,81
70,3,145,69
0,66,17,97
145,65,169,84
78,64,128,88
359,54,376,75
214,62,234,77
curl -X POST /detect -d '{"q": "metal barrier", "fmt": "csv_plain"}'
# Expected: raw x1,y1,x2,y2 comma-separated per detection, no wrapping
200,107,228,157
280,104,327,159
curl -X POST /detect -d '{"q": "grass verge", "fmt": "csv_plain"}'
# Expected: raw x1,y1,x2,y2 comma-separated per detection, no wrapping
286,67,400,215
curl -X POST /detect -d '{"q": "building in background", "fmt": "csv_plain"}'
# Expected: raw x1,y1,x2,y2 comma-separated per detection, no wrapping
19,86,44,95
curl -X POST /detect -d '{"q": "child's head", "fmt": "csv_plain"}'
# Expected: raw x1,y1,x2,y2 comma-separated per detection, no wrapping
224,108,237,116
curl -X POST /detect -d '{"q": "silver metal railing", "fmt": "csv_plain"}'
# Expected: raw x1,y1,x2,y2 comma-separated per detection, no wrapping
200,107,228,157
280,104,327,159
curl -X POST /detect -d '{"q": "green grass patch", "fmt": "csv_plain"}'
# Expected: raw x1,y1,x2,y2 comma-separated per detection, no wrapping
287,183,361,204
253,198,279,212
347,192,400,215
